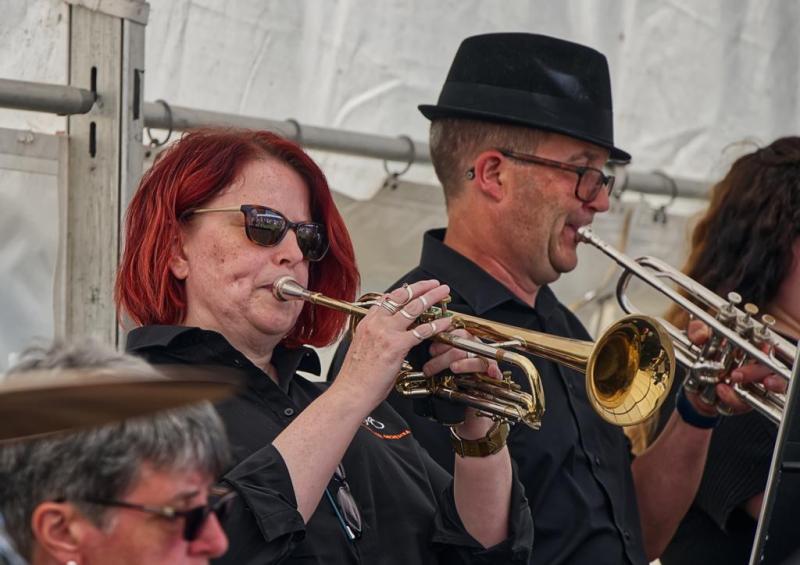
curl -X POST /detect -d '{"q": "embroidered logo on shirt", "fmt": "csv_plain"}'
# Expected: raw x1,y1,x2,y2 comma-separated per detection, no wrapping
361,416,411,440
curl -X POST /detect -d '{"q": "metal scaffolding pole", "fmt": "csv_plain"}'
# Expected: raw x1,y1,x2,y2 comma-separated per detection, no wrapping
142,102,427,164
0,77,711,199
621,170,710,200
0,78,96,115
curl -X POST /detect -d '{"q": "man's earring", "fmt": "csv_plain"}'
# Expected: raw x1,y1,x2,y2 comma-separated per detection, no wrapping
465,168,476,180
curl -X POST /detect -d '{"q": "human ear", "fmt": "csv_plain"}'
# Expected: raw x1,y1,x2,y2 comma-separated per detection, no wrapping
31,502,85,564
472,151,506,202
168,233,190,281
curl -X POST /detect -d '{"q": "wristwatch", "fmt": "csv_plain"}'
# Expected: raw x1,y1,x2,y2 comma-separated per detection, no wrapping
450,421,510,457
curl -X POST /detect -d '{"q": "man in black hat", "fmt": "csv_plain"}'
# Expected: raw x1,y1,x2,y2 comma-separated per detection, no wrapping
331,32,779,564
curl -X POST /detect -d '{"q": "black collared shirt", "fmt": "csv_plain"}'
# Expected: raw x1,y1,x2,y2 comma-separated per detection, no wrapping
127,324,533,565
332,229,647,565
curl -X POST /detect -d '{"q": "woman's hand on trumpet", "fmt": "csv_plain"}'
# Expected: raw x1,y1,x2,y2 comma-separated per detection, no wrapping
424,330,504,440
686,320,788,415
333,279,453,410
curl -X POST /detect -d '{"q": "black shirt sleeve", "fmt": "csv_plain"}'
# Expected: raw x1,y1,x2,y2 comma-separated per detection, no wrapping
215,444,306,565
422,449,534,564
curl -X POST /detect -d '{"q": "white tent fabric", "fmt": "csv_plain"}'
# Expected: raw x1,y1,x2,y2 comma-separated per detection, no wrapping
0,0,798,369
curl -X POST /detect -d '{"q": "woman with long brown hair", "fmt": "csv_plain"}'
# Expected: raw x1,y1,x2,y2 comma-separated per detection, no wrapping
654,136,800,564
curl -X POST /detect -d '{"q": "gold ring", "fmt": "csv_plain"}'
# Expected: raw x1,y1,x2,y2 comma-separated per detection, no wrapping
418,295,429,310
411,328,425,340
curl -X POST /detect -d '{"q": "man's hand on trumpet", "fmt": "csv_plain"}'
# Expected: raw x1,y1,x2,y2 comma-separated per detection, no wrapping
423,331,504,440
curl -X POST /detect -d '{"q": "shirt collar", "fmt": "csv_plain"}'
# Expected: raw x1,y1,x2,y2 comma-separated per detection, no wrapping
125,325,321,390
418,228,558,319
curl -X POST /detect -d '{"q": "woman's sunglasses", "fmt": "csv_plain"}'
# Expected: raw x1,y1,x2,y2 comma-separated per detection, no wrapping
182,204,329,262
80,489,237,542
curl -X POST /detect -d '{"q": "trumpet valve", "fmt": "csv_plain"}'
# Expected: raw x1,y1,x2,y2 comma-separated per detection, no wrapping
727,291,743,306
741,303,759,331
439,296,451,316
752,314,776,350
716,291,741,324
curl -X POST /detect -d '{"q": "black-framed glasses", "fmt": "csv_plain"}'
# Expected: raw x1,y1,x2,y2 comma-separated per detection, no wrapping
496,148,616,203
324,463,362,542
79,488,236,542
182,204,330,262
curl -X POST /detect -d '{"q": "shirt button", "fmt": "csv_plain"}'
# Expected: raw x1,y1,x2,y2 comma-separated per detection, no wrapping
594,454,601,467
623,529,632,541
283,407,295,417
233,358,242,367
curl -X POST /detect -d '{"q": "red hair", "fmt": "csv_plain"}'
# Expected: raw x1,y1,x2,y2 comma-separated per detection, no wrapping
115,129,359,348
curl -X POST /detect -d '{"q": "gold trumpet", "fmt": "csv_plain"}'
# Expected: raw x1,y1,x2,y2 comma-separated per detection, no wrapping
578,226,796,425
273,276,675,429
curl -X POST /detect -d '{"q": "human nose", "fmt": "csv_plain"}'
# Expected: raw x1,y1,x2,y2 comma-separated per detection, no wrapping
188,513,229,558
586,182,611,213
272,227,306,265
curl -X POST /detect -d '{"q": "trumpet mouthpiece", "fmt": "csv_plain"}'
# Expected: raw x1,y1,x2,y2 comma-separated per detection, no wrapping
576,226,594,242
272,276,308,302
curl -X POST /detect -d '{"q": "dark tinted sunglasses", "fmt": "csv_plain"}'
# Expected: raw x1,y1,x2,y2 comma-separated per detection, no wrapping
80,488,236,542
183,204,329,262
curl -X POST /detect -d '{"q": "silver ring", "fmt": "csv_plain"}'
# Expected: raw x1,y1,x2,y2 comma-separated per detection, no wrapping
380,298,400,315
400,309,416,320
418,295,429,310
411,328,425,340
401,283,414,304
466,351,476,359
385,297,403,310
427,321,437,335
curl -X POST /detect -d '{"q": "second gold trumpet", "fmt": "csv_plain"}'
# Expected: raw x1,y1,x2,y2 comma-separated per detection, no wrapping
273,276,675,429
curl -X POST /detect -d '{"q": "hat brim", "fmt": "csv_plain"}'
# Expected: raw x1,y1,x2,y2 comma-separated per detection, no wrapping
419,104,631,164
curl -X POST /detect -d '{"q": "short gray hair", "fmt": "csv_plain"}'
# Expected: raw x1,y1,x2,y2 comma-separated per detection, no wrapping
0,340,230,559
429,118,546,205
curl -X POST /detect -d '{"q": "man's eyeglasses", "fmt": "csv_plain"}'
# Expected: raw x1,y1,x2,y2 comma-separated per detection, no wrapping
182,204,330,262
80,488,236,542
325,463,362,542
495,148,615,203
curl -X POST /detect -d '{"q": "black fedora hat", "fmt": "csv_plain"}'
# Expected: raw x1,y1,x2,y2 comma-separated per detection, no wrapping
419,33,630,163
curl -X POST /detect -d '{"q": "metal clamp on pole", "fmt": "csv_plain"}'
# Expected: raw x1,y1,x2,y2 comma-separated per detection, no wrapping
382,135,416,189
145,99,173,152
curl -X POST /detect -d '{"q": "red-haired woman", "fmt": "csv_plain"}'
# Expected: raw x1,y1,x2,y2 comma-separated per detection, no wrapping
116,129,532,564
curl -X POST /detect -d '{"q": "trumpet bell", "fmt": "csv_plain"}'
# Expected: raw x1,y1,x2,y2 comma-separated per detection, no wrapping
587,315,675,426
